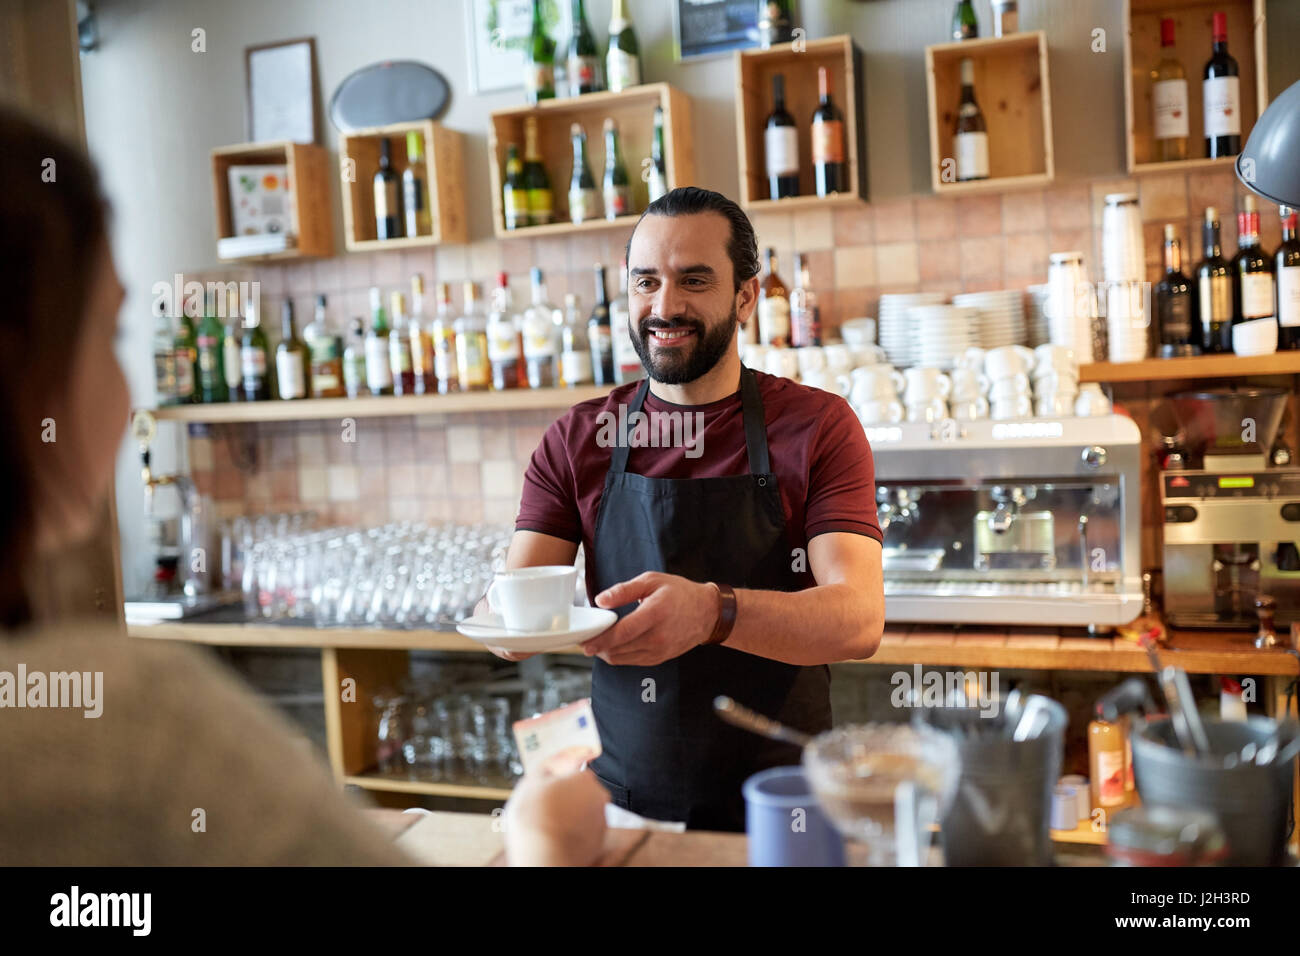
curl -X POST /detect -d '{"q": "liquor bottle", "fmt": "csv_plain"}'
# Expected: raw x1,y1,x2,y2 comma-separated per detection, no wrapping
152,302,177,406
765,74,799,200
1278,209,1300,350
364,287,394,397
648,106,669,204
1150,17,1189,163
567,0,602,96
523,118,553,226
605,0,640,93
306,294,346,398
275,300,309,400
239,299,272,401
757,0,793,48
174,301,198,404
1089,712,1134,813
222,292,243,403
1196,207,1233,353
1203,11,1241,159
757,247,791,348
568,122,600,224
409,274,435,395
561,292,594,387
954,58,988,182
611,259,644,384
388,291,416,396
373,137,403,240
524,267,561,389
812,67,846,197
589,264,615,386
602,118,631,220
455,280,491,392
790,253,822,348
1233,195,1276,334
525,0,556,105
487,272,524,391
1154,225,1199,357
402,131,431,238
196,290,228,404
342,317,367,399
432,281,460,393
952,0,978,40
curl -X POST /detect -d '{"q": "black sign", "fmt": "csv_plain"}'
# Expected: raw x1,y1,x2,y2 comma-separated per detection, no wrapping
675,0,759,59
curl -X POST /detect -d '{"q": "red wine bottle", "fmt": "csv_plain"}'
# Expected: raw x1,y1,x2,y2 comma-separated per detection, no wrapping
1233,196,1275,334
811,67,846,196
1155,225,1198,357
1279,209,1300,350
764,74,798,199
1203,11,1241,159
1196,207,1233,353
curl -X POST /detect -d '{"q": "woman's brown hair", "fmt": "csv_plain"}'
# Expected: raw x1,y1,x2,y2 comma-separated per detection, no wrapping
0,108,108,628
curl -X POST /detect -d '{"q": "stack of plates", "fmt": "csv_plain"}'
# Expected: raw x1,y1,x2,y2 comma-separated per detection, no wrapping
1026,285,1051,348
879,292,947,368
909,305,980,369
951,289,1027,349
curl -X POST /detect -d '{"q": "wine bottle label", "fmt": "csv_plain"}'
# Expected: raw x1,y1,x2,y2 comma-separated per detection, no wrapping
505,187,529,227
1203,76,1241,137
606,49,639,92
1096,749,1125,807
310,335,343,363
240,346,266,380
311,368,341,395
758,296,791,347
590,327,613,357
223,338,242,388
569,187,599,223
604,184,631,218
434,330,456,378
764,126,799,177
276,351,306,399
567,55,598,91
1152,79,1189,139
343,356,364,393
524,328,557,359
1160,294,1192,341
1241,272,1276,319
374,180,399,220
457,335,490,386
390,338,413,372
1280,267,1300,328
527,187,553,224
174,352,194,397
955,131,989,179
562,350,593,384
364,338,393,388
403,178,426,235
1199,274,1232,330
197,336,220,385
488,324,521,362
812,120,844,165
525,63,554,97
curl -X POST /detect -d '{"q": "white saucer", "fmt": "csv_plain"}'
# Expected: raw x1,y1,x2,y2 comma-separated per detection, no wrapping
456,605,618,652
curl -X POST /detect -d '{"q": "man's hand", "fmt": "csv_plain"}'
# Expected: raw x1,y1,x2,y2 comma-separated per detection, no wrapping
582,572,719,666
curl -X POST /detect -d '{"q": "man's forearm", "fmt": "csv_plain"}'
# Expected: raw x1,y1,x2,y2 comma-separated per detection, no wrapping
721,582,883,666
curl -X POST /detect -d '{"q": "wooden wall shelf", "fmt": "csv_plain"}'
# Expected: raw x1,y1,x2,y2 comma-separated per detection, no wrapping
344,775,513,801
734,35,866,209
1080,352,1300,383
210,141,333,261
340,120,467,250
1123,0,1268,175
145,384,615,424
925,32,1055,195
487,83,695,240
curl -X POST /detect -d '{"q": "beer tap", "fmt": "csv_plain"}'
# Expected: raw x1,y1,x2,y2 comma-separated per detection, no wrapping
132,410,207,603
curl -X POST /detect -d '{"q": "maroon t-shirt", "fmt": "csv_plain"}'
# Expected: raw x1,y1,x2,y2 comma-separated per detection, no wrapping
517,371,882,596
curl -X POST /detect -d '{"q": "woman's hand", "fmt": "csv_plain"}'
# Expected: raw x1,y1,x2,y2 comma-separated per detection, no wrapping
503,768,609,866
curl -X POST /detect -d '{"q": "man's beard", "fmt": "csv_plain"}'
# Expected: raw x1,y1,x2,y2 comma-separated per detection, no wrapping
629,303,739,386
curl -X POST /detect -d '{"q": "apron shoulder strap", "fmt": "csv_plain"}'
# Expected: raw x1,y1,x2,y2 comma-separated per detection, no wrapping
607,378,651,475
739,366,772,476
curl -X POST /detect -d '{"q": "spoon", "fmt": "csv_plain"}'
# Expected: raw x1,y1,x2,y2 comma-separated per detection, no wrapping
713,696,812,748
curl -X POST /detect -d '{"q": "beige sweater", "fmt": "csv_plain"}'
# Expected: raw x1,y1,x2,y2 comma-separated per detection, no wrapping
0,622,409,865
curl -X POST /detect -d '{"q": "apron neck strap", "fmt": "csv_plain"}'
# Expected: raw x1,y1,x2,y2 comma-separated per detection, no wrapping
607,367,771,475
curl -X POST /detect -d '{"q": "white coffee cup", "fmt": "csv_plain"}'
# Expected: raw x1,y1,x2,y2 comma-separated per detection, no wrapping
1035,393,1077,417
840,318,877,346
906,398,949,423
849,365,905,405
990,376,1032,403
950,367,989,399
796,346,827,377
857,398,904,425
952,396,990,420
957,347,988,371
765,348,800,380
1033,370,1079,395
903,367,952,402
991,395,1033,420
984,345,1036,381
1033,344,1076,373
742,344,770,370
487,566,577,632
1233,317,1279,356
802,368,851,397
824,343,855,373
849,344,888,367
1074,383,1112,417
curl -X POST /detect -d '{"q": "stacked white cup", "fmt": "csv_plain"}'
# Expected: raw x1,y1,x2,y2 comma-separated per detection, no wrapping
849,365,906,425
1101,193,1150,362
902,367,951,423
949,355,990,420
984,345,1035,419
1032,345,1078,416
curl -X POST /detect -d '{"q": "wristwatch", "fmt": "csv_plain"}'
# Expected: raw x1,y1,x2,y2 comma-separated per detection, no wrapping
704,582,737,646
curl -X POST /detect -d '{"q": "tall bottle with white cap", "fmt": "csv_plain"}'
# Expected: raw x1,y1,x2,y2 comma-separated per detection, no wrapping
1232,195,1276,331
1195,207,1233,354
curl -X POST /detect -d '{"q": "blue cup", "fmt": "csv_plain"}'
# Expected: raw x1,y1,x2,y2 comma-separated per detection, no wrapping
743,765,846,867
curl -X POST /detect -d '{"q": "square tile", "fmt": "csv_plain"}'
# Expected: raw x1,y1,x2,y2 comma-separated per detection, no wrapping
512,424,550,462
793,207,834,251
388,463,417,497
271,467,298,500
1003,232,1049,279
436,243,469,281
482,497,520,525
956,194,1002,237
918,239,961,282
285,262,315,295
342,252,373,292
414,460,448,492
749,211,793,254
1044,185,1091,229
1001,190,1046,233
914,196,958,240
298,466,328,501
832,206,873,246
447,424,482,462
312,257,345,295
874,242,920,286
1138,172,1189,222
481,425,511,459
450,462,482,494
871,197,917,243
480,460,519,498
533,237,568,273
326,464,359,501
469,238,503,279
372,250,405,287
189,437,213,471
960,236,1003,280
358,464,388,499
833,246,877,289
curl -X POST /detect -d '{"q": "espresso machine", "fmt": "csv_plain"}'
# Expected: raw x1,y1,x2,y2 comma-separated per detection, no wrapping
869,415,1143,627
1160,387,1300,630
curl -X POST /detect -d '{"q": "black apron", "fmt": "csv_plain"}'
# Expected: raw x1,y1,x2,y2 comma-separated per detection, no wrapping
588,367,832,832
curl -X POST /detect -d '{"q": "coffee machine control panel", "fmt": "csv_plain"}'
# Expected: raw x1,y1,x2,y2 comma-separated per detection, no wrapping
1163,470,1300,502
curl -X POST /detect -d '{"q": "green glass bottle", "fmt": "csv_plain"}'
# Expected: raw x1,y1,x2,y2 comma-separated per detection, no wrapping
605,0,640,92
196,289,228,403
567,0,601,96
503,143,529,231
952,0,978,40
173,300,198,404
602,117,631,220
525,0,556,104
522,117,553,226
568,122,599,224
240,299,272,401
648,106,668,203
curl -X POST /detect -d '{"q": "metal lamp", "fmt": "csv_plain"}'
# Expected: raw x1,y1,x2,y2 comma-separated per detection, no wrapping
1237,78,1300,209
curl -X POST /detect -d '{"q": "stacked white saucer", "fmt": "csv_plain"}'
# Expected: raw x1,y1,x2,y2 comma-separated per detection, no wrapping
879,292,947,368
952,289,1027,349
1026,284,1051,347
909,304,979,369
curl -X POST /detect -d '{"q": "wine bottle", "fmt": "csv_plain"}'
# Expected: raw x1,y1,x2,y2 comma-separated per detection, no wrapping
561,293,594,387
1278,209,1300,350
306,294,346,398
790,253,822,348
589,265,615,386
568,122,600,224
275,300,310,400
1154,225,1199,357
525,0,556,105
1203,11,1241,159
432,281,459,394
567,0,601,96
402,131,431,238
342,317,367,399
611,260,644,384
364,287,394,396
523,268,561,389
152,302,177,407
812,67,846,197
1196,207,1233,353
373,138,403,240
602,118,631,220
240,299,272,401
1150,17,1189,163
222,291,243,402
488,272,525,391
388,291,416,396
409,275,435,395
954,58,989,182
502,143,528,231
952,0,978,41
1233,196,1275,332
648,106,668,204
765,74,798,200
196,290,228,404
605,0,640,93
522,118,553,226
455,281,491,392
758,247,791,347
174,301,197,404
757,0,794,48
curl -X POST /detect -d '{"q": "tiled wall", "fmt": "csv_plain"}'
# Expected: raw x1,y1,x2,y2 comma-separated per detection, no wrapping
197,165,1282,529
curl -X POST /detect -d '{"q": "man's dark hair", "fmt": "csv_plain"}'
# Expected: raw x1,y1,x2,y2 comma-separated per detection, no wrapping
625,186,760,292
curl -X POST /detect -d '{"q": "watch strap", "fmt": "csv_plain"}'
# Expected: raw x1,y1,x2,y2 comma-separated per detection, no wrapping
705,582,737,646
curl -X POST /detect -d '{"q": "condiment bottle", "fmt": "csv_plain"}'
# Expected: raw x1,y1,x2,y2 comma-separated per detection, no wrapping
1088,710,1132,816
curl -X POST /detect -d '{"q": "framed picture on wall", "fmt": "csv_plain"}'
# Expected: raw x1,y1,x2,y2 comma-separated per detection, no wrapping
465,0,572,94
674,0,760,60
245,37,319,144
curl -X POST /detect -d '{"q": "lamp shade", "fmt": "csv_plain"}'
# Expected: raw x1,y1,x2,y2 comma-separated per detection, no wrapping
1237,78,1300,209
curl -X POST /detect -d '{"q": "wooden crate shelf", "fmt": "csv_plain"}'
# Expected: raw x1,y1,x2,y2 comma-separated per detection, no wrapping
487,83,695,240
210,141,333,261
734,35,866,209
1079,351,1300,383
339,120,467,250
1124,0,1268,175
925,31,1055,195
344,775,513,801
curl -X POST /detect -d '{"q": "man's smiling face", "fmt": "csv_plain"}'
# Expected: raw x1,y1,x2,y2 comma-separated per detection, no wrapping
625,211,745,385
